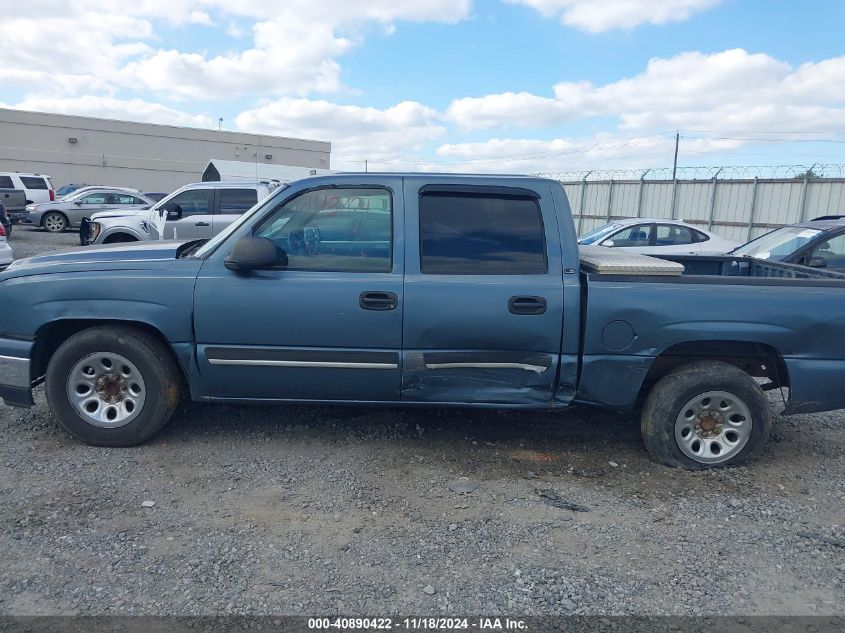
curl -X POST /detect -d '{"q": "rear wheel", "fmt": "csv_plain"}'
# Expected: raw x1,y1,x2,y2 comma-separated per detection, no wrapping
641,361,771,469
43,212,68,233
45,326,181,446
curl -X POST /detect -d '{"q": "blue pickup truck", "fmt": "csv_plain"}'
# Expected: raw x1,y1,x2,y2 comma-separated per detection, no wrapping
1,174,844,469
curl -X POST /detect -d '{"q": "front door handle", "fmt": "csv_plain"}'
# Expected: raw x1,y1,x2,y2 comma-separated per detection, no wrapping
195,221,210,227
360,291,398,311
509,296,547,315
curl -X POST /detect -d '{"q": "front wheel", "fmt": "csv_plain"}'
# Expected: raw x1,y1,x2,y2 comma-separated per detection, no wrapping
43,212,68,233
641,361,771,469
45,326,181,446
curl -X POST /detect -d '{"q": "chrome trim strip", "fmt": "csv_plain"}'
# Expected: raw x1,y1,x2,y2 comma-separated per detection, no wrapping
208,359,398,370
425,362,549,374
0,354,31,388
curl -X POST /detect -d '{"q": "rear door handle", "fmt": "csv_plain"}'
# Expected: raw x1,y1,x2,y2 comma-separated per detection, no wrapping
509,296,547,315
195,221,210,227
359,291,398,311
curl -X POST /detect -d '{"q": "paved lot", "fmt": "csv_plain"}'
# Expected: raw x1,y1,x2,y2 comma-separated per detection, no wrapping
0,226,843,616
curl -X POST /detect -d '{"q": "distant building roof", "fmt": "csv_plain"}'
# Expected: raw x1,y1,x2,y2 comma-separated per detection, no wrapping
202,159,332,183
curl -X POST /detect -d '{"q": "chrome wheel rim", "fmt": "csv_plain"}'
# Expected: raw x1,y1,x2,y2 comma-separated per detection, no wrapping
66,352,146,428
45,215,65,231
674,390,752,464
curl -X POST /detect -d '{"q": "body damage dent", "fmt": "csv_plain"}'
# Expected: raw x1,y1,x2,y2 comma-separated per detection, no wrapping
576,355,654,410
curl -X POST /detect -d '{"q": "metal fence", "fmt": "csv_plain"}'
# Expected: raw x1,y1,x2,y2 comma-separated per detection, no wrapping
538,165,845,242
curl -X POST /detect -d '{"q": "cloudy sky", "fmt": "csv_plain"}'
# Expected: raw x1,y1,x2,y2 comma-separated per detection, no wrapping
2,0,844,173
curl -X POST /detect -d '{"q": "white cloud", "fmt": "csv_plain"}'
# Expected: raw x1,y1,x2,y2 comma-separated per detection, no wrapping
235,98,446,167
508,0,721,32
446,49,845,137
3,96,213,129
2,0,473,101
433,134,745,173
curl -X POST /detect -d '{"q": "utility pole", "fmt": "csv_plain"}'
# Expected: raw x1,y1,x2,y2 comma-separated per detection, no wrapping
672,131,679,180
364,159,368,173
218,117,223,131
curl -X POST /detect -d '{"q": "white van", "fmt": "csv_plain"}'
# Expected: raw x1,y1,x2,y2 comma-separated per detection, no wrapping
0,172,55,204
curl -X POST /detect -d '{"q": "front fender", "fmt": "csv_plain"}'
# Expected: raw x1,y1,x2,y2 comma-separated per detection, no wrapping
96,225,146,244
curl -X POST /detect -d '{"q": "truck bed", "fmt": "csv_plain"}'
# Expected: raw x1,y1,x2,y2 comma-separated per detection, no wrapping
579,247,845,281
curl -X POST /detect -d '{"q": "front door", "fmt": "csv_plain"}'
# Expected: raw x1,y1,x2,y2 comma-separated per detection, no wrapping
401,181,564,405
163,189,214,239
193,180,403,402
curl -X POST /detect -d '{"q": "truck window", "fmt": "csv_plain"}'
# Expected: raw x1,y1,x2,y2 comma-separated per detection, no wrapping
809,234,845,269
0,176,13,188
219,189,258,215
19,176,48,190
419,193,547,275
167,190,211,217
254,187,392,272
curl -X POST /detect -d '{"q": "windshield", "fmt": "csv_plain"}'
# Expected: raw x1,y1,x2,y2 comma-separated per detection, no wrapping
192,184,290,258
733,226,823,261
579,222,620,245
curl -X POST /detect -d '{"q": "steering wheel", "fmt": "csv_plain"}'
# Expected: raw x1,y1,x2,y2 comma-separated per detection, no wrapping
288,229,306,255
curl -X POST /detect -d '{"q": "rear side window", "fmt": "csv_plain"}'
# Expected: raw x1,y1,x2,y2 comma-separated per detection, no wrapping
0,176,13,188
19,176,48,190
692,229,710,243
655,224,694,246
419,193,547,275
219,189,258,214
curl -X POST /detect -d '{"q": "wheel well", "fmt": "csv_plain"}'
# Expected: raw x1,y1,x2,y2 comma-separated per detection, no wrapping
103,233,138,243
639,340,789,400
31,319,187,385
41,210,68,225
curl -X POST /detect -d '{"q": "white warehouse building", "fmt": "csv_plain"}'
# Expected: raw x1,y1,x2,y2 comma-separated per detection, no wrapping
0,108,331,193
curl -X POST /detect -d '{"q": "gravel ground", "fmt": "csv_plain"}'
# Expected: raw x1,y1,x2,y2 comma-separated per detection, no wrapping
0,226,843,617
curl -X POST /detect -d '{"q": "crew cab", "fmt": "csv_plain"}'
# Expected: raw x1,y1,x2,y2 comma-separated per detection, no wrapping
2,174,845,470
80,181,276,245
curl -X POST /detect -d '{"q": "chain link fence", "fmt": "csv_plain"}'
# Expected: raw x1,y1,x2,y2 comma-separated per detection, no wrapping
536,164,845,242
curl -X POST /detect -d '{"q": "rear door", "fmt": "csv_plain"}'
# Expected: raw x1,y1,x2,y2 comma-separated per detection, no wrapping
212,188,259,235
401,181,564,405
652,223,701,255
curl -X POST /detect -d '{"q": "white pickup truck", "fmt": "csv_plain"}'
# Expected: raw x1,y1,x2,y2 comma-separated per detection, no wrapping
80,181,278,245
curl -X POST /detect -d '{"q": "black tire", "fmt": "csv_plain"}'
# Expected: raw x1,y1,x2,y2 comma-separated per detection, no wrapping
641,360,771,470
42,212,68,233
103,233,138,244
45,326,181,446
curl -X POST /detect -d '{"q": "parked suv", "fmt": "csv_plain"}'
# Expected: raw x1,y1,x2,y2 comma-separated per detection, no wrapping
81,182,276,245
23,187,153,233
0,172,55,205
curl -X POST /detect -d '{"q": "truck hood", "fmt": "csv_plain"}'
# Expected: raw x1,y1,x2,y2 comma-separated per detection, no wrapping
90,207,152,220
0,240,196,279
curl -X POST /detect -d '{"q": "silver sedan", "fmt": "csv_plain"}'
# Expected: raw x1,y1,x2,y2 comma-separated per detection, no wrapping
24,187,154,233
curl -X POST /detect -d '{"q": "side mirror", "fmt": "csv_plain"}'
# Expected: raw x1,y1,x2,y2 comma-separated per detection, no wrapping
165,203,182,220
224,236,284,271
603,239,615,247
807,256,827,268
74,201,83,206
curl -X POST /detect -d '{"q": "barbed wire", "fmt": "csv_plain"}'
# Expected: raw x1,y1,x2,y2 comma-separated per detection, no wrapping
537,164,845,182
